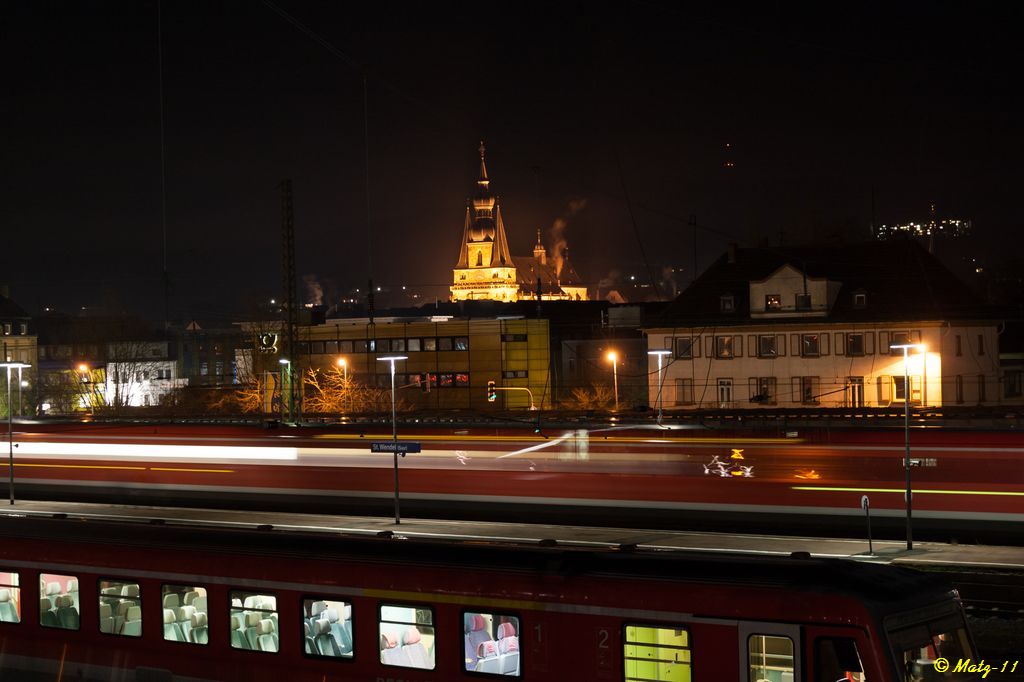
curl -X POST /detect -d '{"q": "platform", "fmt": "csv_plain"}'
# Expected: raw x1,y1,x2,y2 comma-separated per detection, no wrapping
2,499,1022,571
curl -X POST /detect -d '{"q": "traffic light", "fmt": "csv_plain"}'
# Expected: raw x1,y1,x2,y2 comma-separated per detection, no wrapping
420,373,431,393
486,380,496,402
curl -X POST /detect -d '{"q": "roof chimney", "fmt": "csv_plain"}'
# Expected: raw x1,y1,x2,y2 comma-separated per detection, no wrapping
727,243,737,264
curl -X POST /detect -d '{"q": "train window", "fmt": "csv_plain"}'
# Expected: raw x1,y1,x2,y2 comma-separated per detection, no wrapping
748,634,794,682
815,638,865,682
0,571,21,623
464,611,520,676
379,603,435,670
40,573,79,631
886,610,974,682
230,590,279,653
161,584,208,645
99,579,140,637
303,597,354,659
624,624,691,681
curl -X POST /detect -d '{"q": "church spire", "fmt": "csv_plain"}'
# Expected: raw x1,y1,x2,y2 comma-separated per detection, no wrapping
533,228,547,265
477,141,490,193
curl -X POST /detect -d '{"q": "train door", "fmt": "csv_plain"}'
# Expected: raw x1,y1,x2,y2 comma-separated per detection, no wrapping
738,622,802,682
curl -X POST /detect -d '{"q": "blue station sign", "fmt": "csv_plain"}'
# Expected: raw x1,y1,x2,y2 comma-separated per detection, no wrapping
370,441,422,454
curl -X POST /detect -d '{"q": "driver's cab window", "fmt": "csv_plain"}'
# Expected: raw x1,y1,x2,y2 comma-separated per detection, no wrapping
815,638,866,681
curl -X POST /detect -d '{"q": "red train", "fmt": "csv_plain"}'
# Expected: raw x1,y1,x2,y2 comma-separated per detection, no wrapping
8,421,1024,535
0,508,979,681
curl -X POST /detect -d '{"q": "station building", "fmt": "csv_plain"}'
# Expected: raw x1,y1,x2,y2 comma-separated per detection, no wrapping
643,241,1004,410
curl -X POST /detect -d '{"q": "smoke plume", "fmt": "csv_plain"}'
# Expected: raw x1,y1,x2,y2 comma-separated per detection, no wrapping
549,198,588,279
303,274,323,306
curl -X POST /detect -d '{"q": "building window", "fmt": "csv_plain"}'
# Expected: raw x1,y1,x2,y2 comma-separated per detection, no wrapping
502,370,528,379
200,362,209,376
624,624,691,682
801,334,820,357
162,585,208,645
715,336,734,359
422,338,437,352
750,377,776,403
795,293,811,310
454,337,469,351
1005,371,1023,399
438,337,453,351
978,335,985,356
719,294,735,312
339,340,353,353
214,362,224,378
749,634,795,682
978,374,986,402
325,341,338,354
379,604,435,670
18,323,27,335
852,293,867,309
674,338,695,359
353,340,367,353
455,373,470,386
891,331,910,347
799,376,818,404
846,333,864,356
717,378,733,405
0,571,21,623
304,598,353,658
765,294,781,311
675,378,694,405
464,612,520,675
956,375,964,404
407,338,421,352
501,334,528,342
893,376,907,402
757,335,777,358
955,335,962,356
2,324,10,335
310,341,325,355
230,591,279,653
100,579,140,636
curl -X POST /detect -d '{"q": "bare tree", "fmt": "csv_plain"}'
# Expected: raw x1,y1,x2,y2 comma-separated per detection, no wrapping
303,365,412,414
563,382,615,410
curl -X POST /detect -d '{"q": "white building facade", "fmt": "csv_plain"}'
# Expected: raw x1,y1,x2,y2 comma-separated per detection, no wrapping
645,243,1005,410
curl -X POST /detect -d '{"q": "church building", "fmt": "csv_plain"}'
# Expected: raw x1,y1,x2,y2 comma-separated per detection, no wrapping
451,144,588,302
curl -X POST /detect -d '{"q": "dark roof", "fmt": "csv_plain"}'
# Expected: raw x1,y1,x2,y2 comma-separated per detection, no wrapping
660,240,993,325
511,256,584,293
0,295,30,320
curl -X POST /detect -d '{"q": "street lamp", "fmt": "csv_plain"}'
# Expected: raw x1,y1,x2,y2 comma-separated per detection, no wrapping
336,357,347,382
278,358,291,423
1,362,31,505
377,355,408,525
890,342,925,551
606,350,619,411
648,349,672,424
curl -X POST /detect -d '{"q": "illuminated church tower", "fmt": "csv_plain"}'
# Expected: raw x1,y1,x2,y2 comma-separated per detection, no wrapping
450,143,589,302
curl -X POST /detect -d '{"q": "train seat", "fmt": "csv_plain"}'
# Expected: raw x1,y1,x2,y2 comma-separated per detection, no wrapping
380,633,411,667
244,611,262,649
177,606,196,641
324,608,353,654
498,637,520,674
66,578,79,611
193,595,207,615
56,595,79,630
190,612,209,645
163,608,183,641
257,618,279,652
123,605,142,637
120,584,140,600
474,641,501,674
40,597,59,628
99,603,114,634
45,582,61,609
304,622,316,655
162,593,179,610
314,618,341,656
0,589,18,623
114,601,132,633
341,604,353,642
183,590,199,606
230,615,249,650
464,614,493,667
402,627,431,669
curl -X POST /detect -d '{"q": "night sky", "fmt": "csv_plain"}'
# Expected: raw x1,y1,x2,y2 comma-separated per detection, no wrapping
3,2,1021,321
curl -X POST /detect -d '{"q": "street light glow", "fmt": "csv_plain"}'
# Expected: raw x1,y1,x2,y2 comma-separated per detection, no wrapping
606,350,617,363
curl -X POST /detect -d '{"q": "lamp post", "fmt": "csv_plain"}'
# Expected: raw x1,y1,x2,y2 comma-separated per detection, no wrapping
890,343,924,551
337,357,348,414
377,355,408,524
336,357,347,382
648,349,672,424
278,358,291,423
1,362,31,505
607,351,619,411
